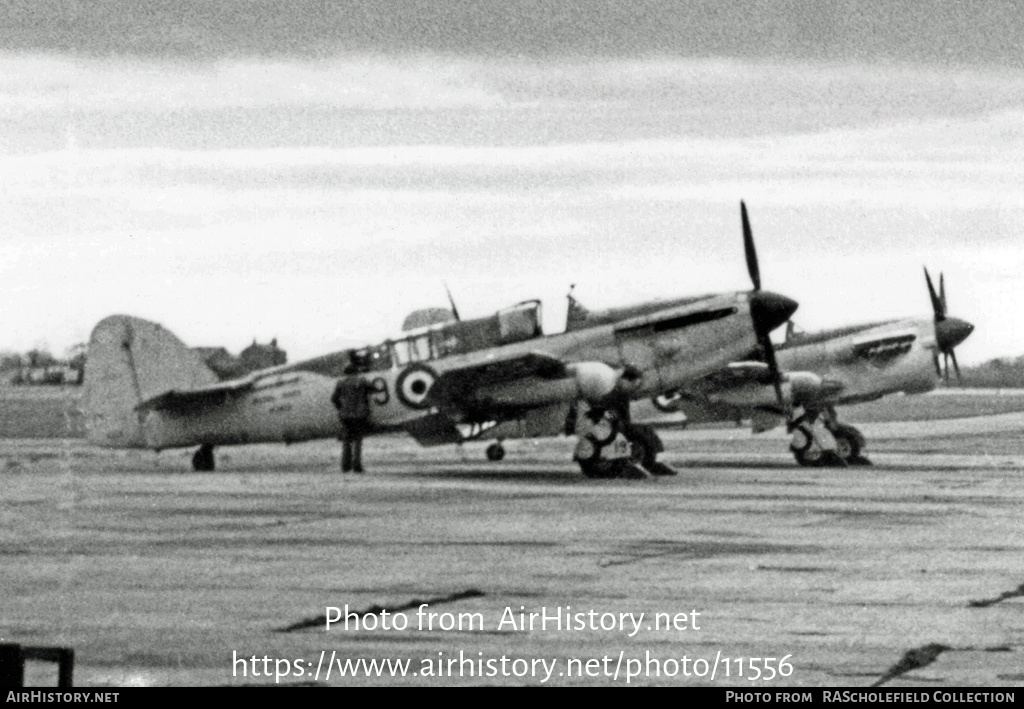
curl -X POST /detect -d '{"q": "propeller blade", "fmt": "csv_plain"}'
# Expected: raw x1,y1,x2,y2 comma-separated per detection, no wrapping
924,267,944,322
933,352,942,378
950,348,961,381
759,334,785,406
943,351,950,381
741,201,761,291
444,282,461,322
939,272,947,319
740,201,788,406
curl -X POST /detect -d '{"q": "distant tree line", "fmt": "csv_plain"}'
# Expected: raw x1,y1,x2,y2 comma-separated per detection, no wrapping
0,344,86,385
1,337,287,387
956,355,1024,389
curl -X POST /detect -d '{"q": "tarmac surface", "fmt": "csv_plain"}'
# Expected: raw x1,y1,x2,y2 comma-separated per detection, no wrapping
2,415,1023,687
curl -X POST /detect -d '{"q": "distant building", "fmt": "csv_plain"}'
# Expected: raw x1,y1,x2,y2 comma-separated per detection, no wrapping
239,339,287,371
192,339,287,381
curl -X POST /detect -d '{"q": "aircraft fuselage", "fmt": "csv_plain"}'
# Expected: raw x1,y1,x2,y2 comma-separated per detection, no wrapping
114,291,775,451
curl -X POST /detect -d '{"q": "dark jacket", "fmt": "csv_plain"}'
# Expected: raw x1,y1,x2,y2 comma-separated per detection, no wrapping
331,376,371,420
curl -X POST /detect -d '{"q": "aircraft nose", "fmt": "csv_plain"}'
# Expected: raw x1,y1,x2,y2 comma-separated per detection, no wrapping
936,317,974,351
750,290,799,336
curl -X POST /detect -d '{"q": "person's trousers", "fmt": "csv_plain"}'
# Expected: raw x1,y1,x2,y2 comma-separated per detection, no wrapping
341,437,363,472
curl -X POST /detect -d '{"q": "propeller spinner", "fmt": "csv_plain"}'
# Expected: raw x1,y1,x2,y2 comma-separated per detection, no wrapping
924,267,974,381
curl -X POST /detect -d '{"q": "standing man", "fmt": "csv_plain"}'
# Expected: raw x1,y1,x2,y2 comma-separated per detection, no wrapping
331,354,372,473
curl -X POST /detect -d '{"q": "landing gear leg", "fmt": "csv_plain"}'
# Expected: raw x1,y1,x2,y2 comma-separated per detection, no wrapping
789,409,845,468
485,441,506,461
192,443,215,472
572,404,672,479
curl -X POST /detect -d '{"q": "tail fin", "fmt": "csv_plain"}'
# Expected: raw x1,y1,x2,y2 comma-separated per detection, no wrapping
83,315,219,448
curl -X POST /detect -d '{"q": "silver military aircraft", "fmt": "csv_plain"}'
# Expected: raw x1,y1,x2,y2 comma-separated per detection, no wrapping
82,203,797,478
638,268,974,466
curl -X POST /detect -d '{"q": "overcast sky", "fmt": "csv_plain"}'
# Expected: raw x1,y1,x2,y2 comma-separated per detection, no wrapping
1,1,1022,364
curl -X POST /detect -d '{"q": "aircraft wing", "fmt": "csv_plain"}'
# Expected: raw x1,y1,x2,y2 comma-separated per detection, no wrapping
135,377,255,414
686,360,774,392
426,351,569,411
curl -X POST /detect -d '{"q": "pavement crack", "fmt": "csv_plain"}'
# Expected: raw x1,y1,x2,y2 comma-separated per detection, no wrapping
871,643,951,687
277,588,485,632
968,581,1024,608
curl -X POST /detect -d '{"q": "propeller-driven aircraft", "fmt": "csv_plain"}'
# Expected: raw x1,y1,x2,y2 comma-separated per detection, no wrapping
82,202,797,478
638,268,974,466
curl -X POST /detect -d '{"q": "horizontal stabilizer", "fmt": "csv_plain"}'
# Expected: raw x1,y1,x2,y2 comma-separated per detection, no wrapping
135,378,254,414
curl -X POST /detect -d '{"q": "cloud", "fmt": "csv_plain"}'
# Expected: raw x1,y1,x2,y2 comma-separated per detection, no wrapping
1,55,1022,361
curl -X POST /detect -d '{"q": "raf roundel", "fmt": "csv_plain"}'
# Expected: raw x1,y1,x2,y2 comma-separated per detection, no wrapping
396,364,438,409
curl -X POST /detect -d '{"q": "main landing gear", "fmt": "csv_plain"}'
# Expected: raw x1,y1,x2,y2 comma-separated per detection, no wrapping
788,407,870,467
192,443,215,472
572,404,677,479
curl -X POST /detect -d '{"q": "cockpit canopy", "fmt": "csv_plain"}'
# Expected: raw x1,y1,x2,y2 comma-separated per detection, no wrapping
352,300,545,371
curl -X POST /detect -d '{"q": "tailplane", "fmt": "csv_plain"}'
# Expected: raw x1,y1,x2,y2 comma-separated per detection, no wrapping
83,315,219,448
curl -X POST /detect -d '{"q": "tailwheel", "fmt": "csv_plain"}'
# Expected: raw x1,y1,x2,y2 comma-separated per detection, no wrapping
485,442,505,461
192,444,215,472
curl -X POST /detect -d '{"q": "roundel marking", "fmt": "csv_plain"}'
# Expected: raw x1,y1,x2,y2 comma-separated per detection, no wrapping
396,364,438,409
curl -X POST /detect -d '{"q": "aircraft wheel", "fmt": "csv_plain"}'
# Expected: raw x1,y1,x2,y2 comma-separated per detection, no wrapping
649,461,678,476
623,424,660,470
831,424,865,464
485,442,505,462
578,459,620,479
792,445,823,467
192,444,215,472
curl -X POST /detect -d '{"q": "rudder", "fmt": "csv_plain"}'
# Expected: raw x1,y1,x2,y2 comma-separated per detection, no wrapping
83,315,219,448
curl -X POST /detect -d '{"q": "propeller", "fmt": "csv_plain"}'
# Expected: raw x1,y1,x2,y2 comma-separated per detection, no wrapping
742,201,797,407
647,202,796,412
924,267,974,382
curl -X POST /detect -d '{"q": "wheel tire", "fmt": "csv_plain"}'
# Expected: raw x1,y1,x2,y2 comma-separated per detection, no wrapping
790,423,820,466
578,459,619,479
192,444,215,472
485,443,505,462
830,423,863,463
792,444,823,467
623,424,660,470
